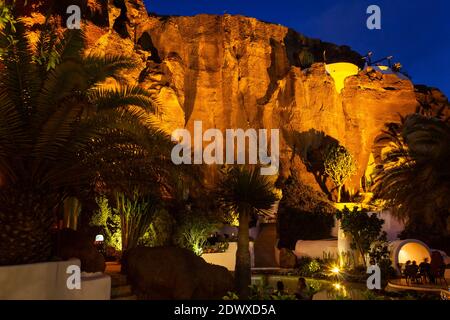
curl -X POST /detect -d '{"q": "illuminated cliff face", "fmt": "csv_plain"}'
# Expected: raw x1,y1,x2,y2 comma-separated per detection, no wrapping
20,0,449,194
138,15,420,193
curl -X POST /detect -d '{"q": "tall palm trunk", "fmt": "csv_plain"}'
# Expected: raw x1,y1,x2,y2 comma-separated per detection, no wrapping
235,211,251,298
0,190,57,265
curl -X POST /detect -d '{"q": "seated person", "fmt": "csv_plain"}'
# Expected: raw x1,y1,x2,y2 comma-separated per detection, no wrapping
295,277,312,300
430,251,444,284
403,261,412,279
419,258,431,282
409,261,420,283
273,281,285,296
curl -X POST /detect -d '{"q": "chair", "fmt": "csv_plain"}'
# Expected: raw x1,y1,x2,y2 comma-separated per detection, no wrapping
406,267,421,285
436,266,448,287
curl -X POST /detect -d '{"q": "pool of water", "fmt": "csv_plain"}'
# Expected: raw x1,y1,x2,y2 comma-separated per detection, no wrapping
251,274,368,300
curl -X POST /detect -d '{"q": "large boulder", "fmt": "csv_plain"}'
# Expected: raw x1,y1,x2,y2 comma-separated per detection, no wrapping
57,228,105,273
125,246,234,300
279,248,297,268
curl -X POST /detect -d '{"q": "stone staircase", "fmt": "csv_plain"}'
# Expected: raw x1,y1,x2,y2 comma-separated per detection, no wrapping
253,223,278,268
106,262,137,300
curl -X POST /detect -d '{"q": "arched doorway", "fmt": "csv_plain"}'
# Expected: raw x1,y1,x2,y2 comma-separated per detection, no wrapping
390,239,431,274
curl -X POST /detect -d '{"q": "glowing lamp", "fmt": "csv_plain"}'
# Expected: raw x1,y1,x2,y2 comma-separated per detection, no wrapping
95,234,104,242
333,283,342,290
331,266,341,275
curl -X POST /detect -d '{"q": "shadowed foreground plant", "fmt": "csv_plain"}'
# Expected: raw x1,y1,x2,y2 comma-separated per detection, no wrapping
217,166,279,298
372,112,450,239
0,11,174,265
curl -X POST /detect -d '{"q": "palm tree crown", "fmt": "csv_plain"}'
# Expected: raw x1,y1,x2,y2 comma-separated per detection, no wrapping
217,166,279,298
0,13,174,265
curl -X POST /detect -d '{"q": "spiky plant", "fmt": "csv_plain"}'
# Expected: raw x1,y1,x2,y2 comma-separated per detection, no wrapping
0,12,174,265
217,166,279,298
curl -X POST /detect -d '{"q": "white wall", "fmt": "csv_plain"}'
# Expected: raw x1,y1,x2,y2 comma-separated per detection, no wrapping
294,240,339,259
218,224,260,241
0,258,111,300
377,209,405,241
202,242,254,271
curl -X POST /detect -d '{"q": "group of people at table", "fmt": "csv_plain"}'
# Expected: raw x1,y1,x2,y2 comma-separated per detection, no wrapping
400,251,447,285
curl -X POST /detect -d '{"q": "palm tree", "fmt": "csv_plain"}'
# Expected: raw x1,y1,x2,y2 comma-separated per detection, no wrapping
372,112,450,237
217,166,279,298
0,15,174,265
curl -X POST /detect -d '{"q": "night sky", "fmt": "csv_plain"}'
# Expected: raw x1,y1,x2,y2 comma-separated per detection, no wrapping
144,0,449,98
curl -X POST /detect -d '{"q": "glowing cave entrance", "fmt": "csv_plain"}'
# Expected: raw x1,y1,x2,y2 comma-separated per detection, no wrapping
390,239,432,274
325,62,359,93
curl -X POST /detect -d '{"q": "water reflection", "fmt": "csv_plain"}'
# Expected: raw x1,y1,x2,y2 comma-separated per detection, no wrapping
251,275,367,300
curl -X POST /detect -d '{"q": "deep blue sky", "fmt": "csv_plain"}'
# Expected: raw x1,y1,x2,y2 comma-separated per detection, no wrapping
144,0,449,97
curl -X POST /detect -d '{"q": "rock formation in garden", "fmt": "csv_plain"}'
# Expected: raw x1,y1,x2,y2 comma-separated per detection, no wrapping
57,228,106,272
125,246,234,299
18,0,450,196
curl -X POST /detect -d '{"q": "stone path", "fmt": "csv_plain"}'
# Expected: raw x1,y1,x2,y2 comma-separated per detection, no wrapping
105,262,137,300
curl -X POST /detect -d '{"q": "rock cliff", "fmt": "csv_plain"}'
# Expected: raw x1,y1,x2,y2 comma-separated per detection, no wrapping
17,0,450,197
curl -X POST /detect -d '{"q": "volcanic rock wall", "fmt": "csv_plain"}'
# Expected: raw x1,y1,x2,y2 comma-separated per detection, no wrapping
18,0,449,197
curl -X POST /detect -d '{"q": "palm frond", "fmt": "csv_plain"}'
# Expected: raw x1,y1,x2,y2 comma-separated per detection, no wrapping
87,85,160,113
82,54,137,85
55,28,85,61
0,20,40,121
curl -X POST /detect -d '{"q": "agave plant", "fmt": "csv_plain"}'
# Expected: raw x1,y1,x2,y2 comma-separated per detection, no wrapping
114,191,159,253
0,12,174,265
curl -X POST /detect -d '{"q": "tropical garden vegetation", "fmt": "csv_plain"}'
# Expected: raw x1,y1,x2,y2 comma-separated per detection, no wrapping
217,166,279,298
324,144,357,203
0,6,176,265
0,1,448,302
372,108,450,251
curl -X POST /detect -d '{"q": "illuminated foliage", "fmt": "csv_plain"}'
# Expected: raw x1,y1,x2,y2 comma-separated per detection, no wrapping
0,8,173,265
324,145,357,202
336,206,385,267
174,213,218,256
114,191,158,252
373,112,450,239
90,196,122,251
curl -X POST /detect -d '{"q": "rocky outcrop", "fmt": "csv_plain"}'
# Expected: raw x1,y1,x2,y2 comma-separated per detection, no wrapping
18,0,449,196
137,13,423,194
57,228,105,272
279,248,297,268
124,246,234,299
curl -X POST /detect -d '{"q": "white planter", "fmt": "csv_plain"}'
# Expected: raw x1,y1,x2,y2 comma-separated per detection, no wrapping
0,258,111,300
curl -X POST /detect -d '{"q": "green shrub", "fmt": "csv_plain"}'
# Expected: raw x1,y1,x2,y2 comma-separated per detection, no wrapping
297,257,327,278
174,213,219,255
90,196,121,251
138,208,174,247
336,206,385,267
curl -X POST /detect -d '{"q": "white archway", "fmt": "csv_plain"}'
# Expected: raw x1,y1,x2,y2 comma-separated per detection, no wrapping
389,239,432,274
